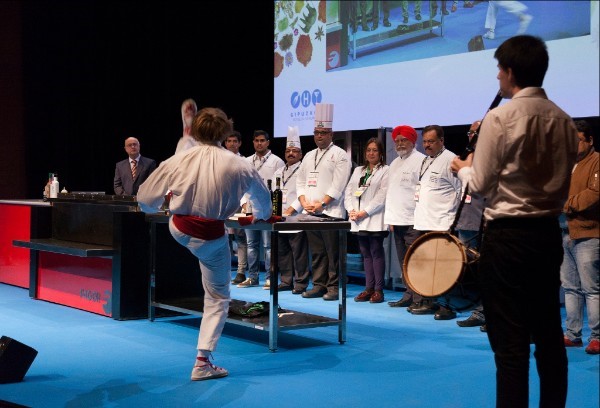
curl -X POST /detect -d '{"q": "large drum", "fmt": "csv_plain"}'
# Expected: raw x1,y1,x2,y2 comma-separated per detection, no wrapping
403,231,479,298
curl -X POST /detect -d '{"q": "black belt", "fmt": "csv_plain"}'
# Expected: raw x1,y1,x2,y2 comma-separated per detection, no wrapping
487,217,558,230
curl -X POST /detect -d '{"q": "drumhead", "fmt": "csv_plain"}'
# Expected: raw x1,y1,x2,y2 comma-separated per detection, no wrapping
403,232,467,297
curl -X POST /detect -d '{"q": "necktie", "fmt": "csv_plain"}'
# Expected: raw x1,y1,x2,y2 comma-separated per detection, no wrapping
131,159,137,179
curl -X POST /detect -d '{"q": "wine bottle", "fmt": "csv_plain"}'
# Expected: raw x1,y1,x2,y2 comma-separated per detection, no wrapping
272,177,283,216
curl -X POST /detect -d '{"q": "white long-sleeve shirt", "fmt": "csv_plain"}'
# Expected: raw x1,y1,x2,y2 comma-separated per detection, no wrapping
136,143,272,221
296,143,352,219
413,148,462,231
384,149,426,226
344,164,389,232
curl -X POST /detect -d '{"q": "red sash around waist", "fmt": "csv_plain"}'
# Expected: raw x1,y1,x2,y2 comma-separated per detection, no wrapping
172,214,225,241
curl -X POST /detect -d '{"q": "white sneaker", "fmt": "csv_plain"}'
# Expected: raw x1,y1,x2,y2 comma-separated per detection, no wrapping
191,357,228,381
483,30,495,40
517,14,532,34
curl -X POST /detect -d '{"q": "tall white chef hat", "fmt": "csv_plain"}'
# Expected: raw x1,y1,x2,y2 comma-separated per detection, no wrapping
286,126,301,149
314,103,334,129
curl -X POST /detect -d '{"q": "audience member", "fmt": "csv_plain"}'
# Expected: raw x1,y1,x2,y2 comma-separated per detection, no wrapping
455,121,486,328
410,124,462,318
136,107,272,381
384,125,426,308
223,130,249,285
274,126,311,294
296,103,352,301
560,119,599,355
401,0,422,23
114,137,157,196
345,137,389,303
451,35,578,407
237,130,284,289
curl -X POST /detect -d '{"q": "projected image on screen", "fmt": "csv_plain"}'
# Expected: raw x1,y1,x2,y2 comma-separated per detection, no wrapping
328,1,591,70
273,1,599,137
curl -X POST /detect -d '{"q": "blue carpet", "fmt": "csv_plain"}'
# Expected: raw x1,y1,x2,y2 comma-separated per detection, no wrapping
0,273,597,408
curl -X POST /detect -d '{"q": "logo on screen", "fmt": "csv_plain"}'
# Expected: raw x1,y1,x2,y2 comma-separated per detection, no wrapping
290,89,322,109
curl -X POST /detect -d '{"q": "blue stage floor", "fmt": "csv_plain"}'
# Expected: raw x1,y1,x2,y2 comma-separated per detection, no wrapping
0,272,598,408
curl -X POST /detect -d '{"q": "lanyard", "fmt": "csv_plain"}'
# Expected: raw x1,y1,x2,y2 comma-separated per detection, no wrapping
253,151,271,172
282,163,300,187
359,164,379,187
419,148,444,181
314,143,333,170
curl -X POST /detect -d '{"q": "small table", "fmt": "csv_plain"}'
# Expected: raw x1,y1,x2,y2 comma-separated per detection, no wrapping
147,214,350,351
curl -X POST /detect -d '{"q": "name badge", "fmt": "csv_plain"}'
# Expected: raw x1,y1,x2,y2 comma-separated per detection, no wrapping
353,186,367,197
308,172,318,187
414,184,421,202
282,189,288,204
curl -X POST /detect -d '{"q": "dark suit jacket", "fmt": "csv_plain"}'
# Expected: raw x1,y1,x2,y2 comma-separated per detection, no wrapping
114,156,157,196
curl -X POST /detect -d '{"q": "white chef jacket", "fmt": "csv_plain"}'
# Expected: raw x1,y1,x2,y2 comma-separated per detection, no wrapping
384,149,426,226
413,148,462,231
296,143,352,219
344,164,389,232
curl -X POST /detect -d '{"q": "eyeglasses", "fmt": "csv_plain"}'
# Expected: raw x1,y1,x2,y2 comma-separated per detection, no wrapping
314,130,331,136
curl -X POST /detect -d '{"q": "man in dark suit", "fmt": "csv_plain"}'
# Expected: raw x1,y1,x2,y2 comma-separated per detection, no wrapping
114,137,157,196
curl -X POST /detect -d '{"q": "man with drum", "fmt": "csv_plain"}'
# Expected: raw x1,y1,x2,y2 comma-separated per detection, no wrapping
384,125,426,309
409,124,462,318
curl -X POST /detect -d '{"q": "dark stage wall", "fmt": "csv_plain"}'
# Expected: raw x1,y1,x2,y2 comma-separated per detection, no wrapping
1,1,274,199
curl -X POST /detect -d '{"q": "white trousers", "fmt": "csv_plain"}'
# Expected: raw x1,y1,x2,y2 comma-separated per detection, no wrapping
485,0,527,30
169,218,231,352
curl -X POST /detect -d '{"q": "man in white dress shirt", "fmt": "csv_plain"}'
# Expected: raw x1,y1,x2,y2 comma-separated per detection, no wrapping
237,130,285,289
296,103,352,300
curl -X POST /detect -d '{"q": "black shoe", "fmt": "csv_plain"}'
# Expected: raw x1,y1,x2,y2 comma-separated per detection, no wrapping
457,314,486,327
323,288,339,301
415,14,422,21
442,9,449,15
407,301,421,312
292,286,306,295
383,19,391,27
388,296,412,307
277,283,292,291
302,287,327,298
231,273,246,284
403,16,409,24
480,324,488,332
434,306,457,320
362,24,371,32
409,301,439,315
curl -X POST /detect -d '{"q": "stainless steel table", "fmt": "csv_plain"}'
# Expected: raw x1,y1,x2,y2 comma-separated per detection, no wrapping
147,214,350,351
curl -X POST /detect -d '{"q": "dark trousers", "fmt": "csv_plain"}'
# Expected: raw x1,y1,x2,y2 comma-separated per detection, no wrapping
278,231,310,289
479,218,567,408
358,234,386,291
306,230,339,291
393,226,425,302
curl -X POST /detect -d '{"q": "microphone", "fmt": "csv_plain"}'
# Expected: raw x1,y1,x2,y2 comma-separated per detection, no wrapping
459,90,503,160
